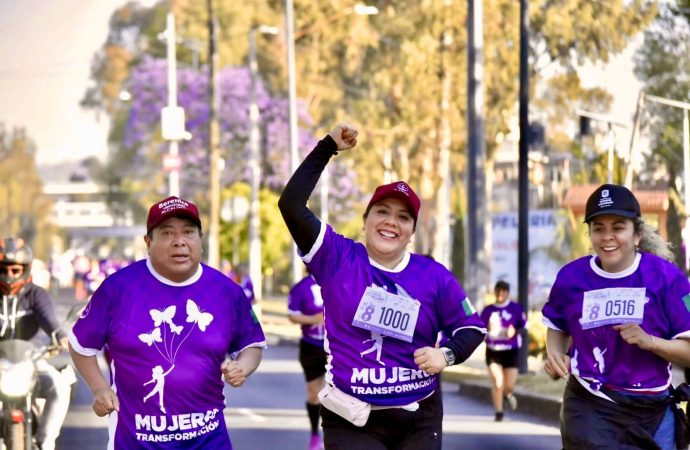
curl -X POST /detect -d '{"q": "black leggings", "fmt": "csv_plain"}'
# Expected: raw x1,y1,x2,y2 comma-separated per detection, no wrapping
321,389,442,450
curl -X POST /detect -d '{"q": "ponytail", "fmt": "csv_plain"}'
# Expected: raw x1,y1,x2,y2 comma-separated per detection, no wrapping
633,218,675,262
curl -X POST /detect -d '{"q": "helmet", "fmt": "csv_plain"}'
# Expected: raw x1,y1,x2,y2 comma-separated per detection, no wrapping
0,238,33,295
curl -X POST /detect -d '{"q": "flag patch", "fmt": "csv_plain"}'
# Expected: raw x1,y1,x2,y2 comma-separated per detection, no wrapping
683,294,690,313
462,298,476,317
250,308,259,324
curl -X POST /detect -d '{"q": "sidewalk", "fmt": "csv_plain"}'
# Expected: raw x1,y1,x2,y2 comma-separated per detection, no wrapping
257,295,687,425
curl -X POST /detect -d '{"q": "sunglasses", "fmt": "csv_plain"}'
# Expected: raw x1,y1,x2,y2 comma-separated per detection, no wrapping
0,265,24,277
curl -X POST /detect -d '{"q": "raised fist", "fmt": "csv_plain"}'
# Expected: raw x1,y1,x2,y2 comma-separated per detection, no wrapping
329,123,358,151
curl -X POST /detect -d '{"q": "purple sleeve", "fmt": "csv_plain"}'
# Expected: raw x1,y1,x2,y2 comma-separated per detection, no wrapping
515,303,527,329
287,283,301,313
663,269,690,339
479,306,491,327
304,226,357,288
229,290,265,355
542,271,570,334
439,273,486,335
70,281,113,352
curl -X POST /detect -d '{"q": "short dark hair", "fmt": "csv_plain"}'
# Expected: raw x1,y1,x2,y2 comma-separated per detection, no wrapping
494,280,510,292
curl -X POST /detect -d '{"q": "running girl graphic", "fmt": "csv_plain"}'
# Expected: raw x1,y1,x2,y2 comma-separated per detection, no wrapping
360,332,386,366
143,364,175,413
137,299,215,413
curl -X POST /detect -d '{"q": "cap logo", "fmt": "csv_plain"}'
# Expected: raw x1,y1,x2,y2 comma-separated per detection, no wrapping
158,198,190,214
396,182,410,196
598,189,614,209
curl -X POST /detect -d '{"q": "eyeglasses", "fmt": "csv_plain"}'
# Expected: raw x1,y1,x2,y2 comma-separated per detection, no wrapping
0,265,24,277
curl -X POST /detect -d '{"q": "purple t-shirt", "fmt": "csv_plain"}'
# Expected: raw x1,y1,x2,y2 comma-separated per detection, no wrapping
480,301,526,351
69,259,266,449
303,224,486,407
287,275,324,347
542,252,690,393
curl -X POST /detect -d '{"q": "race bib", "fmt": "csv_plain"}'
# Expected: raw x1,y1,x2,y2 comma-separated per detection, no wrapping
352,286,420,342
581,287,646,330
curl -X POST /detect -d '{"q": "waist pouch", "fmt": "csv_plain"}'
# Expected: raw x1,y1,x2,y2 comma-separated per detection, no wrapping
318,384,371,427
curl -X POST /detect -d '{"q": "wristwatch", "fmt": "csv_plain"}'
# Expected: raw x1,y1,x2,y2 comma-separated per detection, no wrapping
441,347,455,366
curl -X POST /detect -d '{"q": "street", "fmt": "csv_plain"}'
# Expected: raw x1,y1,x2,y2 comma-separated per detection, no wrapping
55,325,561,449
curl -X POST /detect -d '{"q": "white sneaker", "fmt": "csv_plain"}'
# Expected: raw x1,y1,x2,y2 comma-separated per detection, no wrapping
506,393,518,411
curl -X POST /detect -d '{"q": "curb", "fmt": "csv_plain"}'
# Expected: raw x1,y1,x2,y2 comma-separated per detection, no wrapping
451,377,562,426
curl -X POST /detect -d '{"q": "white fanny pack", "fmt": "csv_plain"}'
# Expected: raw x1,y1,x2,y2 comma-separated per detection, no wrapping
318,384,371,427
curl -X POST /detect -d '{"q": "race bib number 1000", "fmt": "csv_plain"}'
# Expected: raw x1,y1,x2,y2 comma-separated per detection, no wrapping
581,287,646,330
352,286,421,342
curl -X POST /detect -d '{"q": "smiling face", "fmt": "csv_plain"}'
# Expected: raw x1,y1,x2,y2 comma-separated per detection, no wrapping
363,197,415,268
145,216,203,282
588,214,641,273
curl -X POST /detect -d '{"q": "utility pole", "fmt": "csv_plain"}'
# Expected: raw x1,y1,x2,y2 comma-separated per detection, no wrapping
161,12,186,197
285,0,302,284
433,0,452,268
207,0,220,269
517,0,530,374
467,0,487,306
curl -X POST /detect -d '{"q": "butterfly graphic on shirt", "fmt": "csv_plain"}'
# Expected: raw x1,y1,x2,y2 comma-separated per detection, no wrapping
150,305,184,335
138,327,162,346
138,299,214,367
186,299,214,331
150,306,176,327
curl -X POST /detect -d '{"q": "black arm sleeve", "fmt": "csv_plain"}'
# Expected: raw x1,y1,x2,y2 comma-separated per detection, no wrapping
278,135,338,254
443,328,486,365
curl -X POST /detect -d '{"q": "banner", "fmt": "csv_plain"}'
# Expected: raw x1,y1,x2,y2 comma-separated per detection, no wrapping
491,210,563,309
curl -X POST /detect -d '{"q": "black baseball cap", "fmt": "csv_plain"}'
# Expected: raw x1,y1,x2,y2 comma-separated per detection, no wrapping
584,184,641,223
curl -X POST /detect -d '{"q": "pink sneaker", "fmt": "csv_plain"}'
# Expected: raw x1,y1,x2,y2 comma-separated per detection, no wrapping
309,434,323,450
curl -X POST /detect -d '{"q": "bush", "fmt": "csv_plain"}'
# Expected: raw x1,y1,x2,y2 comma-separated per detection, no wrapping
527,310,547,358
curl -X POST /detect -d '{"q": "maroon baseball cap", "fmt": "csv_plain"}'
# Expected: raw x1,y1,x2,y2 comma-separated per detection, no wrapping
146,196,202,233
365,181,421,222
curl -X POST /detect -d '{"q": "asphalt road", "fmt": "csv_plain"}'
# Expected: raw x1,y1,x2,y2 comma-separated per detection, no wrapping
50,290,561,449
55,344,561,449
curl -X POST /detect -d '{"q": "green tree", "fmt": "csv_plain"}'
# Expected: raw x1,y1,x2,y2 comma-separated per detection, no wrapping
633,1,690,268
83,0,657,286
0,125,54,259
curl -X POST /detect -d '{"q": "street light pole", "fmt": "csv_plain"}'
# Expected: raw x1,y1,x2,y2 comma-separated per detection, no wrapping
248,25,278,301
207,0,220,269
575,109,627,184
643,94,690,271
248,27,263,301
284,1,378,284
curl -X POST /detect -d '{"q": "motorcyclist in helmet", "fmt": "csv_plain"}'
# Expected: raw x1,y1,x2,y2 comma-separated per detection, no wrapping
0,238,70,450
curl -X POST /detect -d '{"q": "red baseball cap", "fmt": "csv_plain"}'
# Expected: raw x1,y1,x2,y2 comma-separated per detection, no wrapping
365,181,421,222
146,196,202,233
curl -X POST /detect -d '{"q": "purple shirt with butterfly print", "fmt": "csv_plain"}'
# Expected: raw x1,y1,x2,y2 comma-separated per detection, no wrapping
480,301,526,351
542,252,690,393
69,259,266,449
302,224,486,407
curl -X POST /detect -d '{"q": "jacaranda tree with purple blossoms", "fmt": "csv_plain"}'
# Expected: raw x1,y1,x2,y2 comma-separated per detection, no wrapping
125,56,319,195
122,56,359,280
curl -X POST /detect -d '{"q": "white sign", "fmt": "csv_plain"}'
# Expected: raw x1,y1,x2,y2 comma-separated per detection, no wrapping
491,210,563,309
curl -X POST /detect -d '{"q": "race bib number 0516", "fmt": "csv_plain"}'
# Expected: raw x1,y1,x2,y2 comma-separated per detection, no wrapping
581,287,646,330
352,286,420,342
